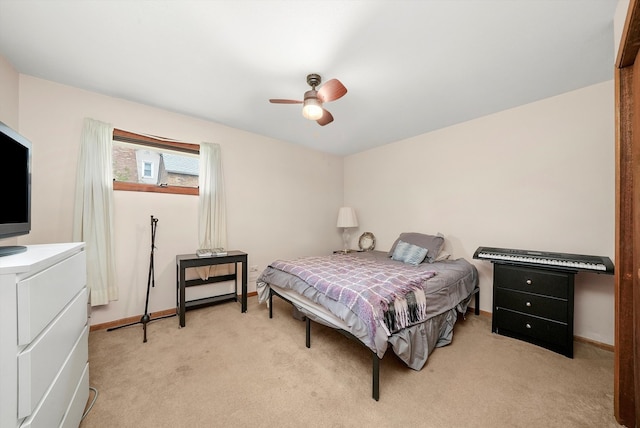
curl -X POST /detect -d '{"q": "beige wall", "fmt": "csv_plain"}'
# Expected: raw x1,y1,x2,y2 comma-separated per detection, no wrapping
344,81,615,345
11,75,344,326
0,55,18,129
0,56,617,345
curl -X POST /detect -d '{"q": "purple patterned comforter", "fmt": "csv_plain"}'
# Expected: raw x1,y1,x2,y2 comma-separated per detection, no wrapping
270,254,437,341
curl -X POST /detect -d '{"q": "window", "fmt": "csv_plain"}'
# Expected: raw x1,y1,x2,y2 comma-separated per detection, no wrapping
112,129,199,195
142,161,153,179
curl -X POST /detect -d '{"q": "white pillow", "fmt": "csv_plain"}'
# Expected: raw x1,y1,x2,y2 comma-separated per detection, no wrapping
434,250,451,262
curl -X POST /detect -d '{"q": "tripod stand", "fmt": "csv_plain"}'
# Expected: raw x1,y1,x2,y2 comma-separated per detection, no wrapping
108,215,175,342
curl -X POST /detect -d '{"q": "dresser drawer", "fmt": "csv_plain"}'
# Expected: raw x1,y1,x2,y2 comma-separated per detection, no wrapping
21,326,88,428
494,264,570,298
494,308,568,348
17,250,86,345
60,362,90,428
17,287,88,419
495,288,568,323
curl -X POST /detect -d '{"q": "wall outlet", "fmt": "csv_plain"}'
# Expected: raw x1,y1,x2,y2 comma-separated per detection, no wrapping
249,265,259,281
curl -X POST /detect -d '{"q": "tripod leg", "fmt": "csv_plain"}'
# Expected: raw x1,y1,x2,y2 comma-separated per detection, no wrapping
140,215,156,343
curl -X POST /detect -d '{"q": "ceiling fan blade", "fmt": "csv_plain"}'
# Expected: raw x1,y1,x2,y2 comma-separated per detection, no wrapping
316,108,334,126
269,99,303,104
317,79,347,103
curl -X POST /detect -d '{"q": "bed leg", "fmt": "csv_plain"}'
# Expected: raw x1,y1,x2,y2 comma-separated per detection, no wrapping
306,317,311,348
474,288,480,316
269,289,273,319
372,353,380,401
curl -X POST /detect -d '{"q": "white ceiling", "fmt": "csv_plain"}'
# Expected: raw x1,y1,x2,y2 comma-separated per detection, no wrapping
0,1,618,156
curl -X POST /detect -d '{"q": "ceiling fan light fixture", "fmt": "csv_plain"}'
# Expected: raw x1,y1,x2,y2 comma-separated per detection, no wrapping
302,98,323,121
270,75,345,126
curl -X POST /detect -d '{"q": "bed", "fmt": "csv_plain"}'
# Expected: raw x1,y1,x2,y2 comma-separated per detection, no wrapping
256,233,479,400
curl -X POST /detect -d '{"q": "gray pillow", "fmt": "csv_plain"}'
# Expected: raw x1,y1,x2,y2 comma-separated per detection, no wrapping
391,240,428,265
388,232,445,263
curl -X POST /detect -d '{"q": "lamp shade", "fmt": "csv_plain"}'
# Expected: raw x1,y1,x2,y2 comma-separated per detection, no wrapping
302,98,323,120
336,207,358,228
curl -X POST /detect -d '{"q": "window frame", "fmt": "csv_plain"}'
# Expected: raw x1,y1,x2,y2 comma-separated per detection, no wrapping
112,129,199,196
141,161,153,179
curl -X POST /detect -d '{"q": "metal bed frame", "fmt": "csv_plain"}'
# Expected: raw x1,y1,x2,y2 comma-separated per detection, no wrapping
268,286,480,401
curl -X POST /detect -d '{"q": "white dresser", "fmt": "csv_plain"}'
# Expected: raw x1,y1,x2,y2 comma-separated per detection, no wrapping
0,243,89,428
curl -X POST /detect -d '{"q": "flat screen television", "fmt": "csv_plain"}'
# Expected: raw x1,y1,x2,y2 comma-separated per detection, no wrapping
0,121,31,257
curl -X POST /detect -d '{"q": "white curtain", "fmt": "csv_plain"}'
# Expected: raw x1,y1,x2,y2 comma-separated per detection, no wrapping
197,142,227,279
72,118,118,306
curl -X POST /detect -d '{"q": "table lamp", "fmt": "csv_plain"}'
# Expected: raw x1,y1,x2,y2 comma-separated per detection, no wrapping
336,207,358,253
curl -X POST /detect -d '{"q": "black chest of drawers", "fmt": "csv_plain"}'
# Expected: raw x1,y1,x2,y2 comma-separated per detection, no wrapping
492,263,575,358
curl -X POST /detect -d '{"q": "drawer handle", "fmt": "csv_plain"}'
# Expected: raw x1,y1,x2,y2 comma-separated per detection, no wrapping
526,323,532,329
526,279,532,285
526,302,532,307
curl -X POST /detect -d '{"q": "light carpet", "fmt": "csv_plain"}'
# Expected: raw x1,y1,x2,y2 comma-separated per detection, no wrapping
79,296,619,428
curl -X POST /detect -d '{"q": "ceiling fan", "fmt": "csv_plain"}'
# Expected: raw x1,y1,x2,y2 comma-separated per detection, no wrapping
269,74,347,126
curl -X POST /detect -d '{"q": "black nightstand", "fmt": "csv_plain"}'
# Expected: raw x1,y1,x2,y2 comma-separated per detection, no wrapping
492,263,574,358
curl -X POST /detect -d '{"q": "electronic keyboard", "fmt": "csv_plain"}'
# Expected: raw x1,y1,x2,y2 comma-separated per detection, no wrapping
473,246,614,274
